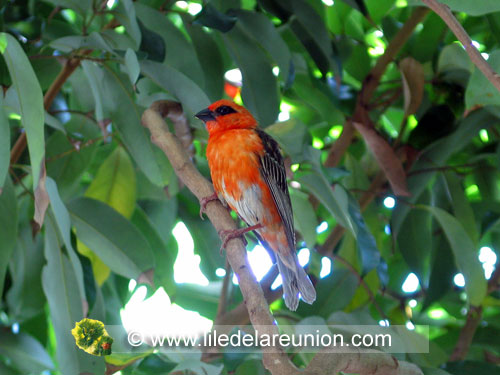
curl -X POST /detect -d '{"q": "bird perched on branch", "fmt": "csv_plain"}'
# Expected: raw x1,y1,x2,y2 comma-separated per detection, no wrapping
195,100,316,311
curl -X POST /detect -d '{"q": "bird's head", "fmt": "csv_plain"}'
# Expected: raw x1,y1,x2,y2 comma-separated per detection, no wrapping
195,100,257,135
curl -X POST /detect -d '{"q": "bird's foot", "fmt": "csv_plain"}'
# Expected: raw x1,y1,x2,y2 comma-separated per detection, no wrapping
218,223,263,255
199,192,219,219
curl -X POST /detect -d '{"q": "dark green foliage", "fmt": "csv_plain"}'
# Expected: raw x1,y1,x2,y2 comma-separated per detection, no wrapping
0,0,499,374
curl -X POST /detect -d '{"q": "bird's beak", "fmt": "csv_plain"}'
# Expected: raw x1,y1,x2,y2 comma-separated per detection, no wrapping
195,108,216,122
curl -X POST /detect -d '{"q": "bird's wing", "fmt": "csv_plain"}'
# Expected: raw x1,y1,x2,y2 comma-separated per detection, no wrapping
255,129,296,251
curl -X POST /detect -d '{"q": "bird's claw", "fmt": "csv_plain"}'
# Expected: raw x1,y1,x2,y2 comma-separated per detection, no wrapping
217,224,263,255
199,192,219,219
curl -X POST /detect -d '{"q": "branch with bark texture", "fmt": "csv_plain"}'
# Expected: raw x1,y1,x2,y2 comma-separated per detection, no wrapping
450,263,500,361
141,100,422,375
421,0,500,93
142,101,295,374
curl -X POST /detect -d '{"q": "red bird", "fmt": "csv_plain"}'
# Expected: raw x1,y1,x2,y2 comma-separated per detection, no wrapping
195,100,316,311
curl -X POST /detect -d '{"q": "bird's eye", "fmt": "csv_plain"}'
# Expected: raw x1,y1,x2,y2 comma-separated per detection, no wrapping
215,105,237,116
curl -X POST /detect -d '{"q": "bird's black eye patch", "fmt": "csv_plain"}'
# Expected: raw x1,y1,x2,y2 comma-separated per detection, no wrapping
215,105,237,116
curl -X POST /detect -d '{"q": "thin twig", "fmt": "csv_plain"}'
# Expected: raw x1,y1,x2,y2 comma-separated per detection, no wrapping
325,7,429,174
10,50,92,165
449,263,500,361
421,0,500,93
215,259,232,321
332,254,387,320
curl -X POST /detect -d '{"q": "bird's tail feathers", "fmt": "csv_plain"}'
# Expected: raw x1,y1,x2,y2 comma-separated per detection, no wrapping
276,253,316,311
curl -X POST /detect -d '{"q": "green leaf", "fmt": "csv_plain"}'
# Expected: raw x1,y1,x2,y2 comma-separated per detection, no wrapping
42,217,105,374
235,359,267,375
45,119,98,198
290,0,338,76
298,268,358,317
417,0,500,16
77,146,138,284
0,331,54,373
101,65,172,186
365,0,393,23
422,206,487,306
290,189,318,249
50,32,115,54
69,197,155,280
340,0,368,15
135,3,204,84
137,20,166,62
0,98,9,189
392,109,500,233
347,194,381,274
0,177,17,296
234,10,292,85
181,208,225,281
0,362,20,375
6,226,45,322
116,0,141,48
106,351,152,367
171,360,223,375
444,360,500,374
125,48,140,85
222,24,280,126
344,269,379,311
46,177,87,310
443,172,478,244
81,60,105,122
140,198,178,245
132,206,177,295
0,34,44,186
175,282,223,318
85,147,137,218
296,171,356,234
42,0,91,16
411,13,447,63
44,111,66,133
397,190,432,282
141,60,210,120
291,74,345,125
466,50,500,111
344,44,371,82
265,118,308,160
422,368,453,375
183,20,224,101
193,3,237,32
487,13,500,44
132,354,177,374
437,43,473,76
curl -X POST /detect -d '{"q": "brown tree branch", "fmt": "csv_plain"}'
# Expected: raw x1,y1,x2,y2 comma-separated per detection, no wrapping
449,305,483,361
215,259,232,321
449,263,500,361
421,0,500,93
142,101,296,374
142,100,422,375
